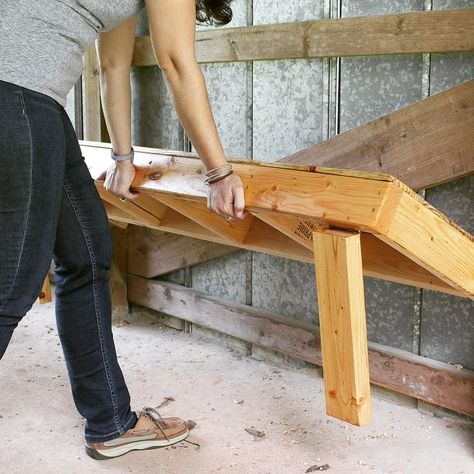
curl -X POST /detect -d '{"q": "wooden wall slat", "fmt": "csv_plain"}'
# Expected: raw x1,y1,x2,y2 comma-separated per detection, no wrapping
278,80,474,191
127,276,474,417
126,225,237,279
132,9,474,67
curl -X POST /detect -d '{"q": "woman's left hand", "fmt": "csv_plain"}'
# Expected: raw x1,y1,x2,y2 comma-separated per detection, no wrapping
103,160,139,201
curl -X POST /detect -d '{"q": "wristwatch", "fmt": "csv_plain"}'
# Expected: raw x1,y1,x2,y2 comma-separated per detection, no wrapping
111,147,134,164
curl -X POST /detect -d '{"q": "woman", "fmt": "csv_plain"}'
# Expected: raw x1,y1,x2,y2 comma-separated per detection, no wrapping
0,0,245,461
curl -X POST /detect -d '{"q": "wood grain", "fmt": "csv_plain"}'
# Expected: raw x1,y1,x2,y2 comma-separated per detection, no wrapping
314,229,372,426
81,143,474,298
96,183,164,229
154,194,255,244
278,80,474,191
82,142,403,233
132,9,474,66
382,193,474,296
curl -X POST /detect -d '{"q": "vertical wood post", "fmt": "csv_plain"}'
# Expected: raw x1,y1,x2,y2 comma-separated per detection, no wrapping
313,228,372,426
83,45,106,142
39,275,52,304
110,222,129,322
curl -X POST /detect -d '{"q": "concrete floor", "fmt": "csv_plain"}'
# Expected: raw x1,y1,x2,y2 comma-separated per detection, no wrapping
0,296,472,474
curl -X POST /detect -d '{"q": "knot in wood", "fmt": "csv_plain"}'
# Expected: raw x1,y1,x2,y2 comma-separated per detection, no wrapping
149,171,163,181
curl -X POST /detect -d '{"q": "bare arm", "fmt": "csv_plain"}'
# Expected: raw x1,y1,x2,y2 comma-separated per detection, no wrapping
96,16,137,155
145,0,246,219
144,0,228,171
95,17,138,201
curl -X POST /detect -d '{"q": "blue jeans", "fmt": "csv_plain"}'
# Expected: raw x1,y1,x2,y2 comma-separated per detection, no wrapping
0,79,137,443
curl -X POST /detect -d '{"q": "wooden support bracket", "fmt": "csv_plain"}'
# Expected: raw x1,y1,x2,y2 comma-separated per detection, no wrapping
313,228,372,426
96,183,165,229
154,194,254,244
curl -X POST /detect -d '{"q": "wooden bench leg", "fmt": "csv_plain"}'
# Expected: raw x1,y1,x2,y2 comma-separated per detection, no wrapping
110,222,129,322
313,229,372,426
39,275,52,304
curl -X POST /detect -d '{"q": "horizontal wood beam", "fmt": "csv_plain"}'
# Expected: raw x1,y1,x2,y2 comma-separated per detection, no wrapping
126,226,237,279
119,217,466,297
85,143,402,234
279,80,474,191
127,276,474,417
132,9,474,66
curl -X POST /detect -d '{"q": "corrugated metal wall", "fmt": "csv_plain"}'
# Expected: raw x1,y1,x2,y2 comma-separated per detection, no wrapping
74,1,473,370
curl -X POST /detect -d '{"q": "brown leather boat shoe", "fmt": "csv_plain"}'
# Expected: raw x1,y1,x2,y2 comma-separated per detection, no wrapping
85,407,190,460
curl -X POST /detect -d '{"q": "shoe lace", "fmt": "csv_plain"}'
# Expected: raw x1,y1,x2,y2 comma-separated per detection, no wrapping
143,406,170,442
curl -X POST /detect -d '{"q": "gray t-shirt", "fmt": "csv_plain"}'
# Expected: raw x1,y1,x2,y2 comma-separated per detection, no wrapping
0,0,145,106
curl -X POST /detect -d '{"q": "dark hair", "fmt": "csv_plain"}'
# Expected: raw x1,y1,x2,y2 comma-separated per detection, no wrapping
195,0,233,26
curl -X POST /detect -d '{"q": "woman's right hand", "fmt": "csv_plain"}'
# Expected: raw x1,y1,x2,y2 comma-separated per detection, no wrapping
207,173,247,220
103,160,138,201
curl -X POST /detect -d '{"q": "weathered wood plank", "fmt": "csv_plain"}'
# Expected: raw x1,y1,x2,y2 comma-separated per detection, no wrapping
279,80,474,190
314,229,371,426
132,9,474,66
127,276,474,417
127,226,237,279
83,142,404,234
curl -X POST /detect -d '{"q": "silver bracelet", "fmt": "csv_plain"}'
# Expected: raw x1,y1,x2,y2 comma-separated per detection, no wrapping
204,164,232,184
204,169,234,185
205,163,232,177
111,147,134,164
205,170,234,186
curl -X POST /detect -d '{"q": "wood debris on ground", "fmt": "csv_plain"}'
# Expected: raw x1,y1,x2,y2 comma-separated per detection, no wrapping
156,396,175,409
245,428,266,438
305,464,330,472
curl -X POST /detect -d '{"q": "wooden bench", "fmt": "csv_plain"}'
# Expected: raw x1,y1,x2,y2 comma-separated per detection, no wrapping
58,141,472,427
